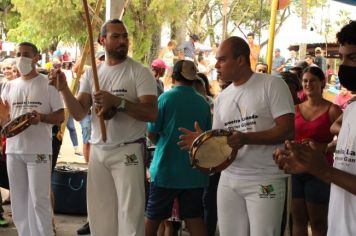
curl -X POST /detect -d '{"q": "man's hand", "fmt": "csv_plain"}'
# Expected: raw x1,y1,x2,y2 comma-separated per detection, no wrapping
273,140,329,175
0,98,10,123
93,90,120,117
227,130,246,150
48,68,68,91
29,110,42,125
178,121,203,150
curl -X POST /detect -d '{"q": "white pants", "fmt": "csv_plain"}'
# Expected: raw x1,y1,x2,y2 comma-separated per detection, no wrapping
7,154,53,236
88,143,145,236
217,174,286,236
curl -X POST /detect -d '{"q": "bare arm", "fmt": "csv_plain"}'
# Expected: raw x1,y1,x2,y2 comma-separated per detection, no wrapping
94,90,158,122
60,85,92,121
274,140,356,195
48,69,92,121
39,109,65,125
0,98,10,126
124,95,158,122
228,113,295,149
330,113,343,135
317,166,356,195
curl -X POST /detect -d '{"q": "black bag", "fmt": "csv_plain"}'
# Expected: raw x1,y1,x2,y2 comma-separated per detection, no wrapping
51,163,88,215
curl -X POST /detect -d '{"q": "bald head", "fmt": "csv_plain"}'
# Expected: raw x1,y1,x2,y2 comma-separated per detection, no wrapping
223,36,251,66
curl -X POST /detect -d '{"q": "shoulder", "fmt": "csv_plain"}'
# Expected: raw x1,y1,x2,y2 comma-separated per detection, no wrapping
127,58,151,73
328,102,342,121
36,73,48,81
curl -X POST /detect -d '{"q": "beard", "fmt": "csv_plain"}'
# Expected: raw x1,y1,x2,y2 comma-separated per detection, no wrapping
107,45,128,60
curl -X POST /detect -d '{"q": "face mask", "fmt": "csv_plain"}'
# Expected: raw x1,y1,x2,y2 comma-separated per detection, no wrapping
338,65,356,91
16,57,33,76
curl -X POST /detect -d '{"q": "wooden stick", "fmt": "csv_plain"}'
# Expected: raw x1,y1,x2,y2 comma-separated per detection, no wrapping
57,0,104,141
82,0,107,142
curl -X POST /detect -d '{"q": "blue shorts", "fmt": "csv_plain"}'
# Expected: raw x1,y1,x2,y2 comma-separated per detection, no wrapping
80,115,91,144
145,182,204,220
292,173,330,204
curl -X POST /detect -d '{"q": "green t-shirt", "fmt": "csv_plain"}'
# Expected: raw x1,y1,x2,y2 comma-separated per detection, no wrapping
148,85,212,188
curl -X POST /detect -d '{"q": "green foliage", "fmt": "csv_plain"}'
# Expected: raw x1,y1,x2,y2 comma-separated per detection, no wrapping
1,0,331,62
124,0,188,63
6,0,99,51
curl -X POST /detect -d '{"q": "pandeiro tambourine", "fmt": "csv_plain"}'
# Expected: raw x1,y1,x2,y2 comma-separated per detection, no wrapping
190,129,238,174
1,112,36,138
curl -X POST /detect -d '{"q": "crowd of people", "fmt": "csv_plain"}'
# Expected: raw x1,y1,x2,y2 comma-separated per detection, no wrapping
0,17,355,236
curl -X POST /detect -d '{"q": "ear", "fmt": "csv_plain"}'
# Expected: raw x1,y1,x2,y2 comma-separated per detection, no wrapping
33,54,40,64
99,36,106,47
236,55,245,66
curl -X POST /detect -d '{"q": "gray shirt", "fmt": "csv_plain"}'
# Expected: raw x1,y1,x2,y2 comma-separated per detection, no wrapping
272,56,286,75
178,41,195,59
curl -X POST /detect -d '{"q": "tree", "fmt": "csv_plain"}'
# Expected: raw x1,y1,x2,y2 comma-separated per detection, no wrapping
0,0,20,40
123,0,189,64
6,0,101,51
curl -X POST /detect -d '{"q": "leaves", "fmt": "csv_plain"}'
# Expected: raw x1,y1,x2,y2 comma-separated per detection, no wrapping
5,0,100,51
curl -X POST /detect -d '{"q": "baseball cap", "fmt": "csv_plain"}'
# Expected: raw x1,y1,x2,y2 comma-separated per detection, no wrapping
190,34,200,41
151,59,169,69
315,47,322,53
173,60,200,81
274,48,281,52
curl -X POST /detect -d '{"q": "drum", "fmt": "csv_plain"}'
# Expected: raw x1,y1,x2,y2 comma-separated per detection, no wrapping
1,112,36,138
190,129,238,174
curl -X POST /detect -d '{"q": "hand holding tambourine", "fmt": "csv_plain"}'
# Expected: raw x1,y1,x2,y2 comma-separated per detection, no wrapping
178,122,239,174
0,98,10,123
1,112,37,138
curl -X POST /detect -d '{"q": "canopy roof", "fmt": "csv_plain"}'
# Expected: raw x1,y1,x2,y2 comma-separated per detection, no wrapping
333,0,356,5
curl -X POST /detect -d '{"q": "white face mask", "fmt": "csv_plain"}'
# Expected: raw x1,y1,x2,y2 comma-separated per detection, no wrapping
16,57,33,76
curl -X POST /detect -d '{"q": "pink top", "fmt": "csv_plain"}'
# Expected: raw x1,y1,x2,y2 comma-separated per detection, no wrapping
295,105,334,165
334,94,352,111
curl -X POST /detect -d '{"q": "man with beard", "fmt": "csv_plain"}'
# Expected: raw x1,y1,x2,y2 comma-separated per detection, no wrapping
49,19,158,236
274,20,356,236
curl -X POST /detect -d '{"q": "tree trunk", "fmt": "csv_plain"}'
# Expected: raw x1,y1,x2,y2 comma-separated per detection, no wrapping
300,0,308,59
147,27,161,66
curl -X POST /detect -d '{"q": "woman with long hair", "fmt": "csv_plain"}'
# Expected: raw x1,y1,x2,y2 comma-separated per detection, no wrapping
292,66,342,236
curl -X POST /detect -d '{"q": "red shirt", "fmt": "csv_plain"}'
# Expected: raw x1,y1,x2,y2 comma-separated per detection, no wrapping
295,105,334,165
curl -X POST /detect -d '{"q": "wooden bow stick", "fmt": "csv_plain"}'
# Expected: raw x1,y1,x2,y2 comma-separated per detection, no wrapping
82,0,107,142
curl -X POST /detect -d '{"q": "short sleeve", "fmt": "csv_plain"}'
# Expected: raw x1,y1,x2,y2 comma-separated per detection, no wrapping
147,94,166,133
267,77,294,119
212,96,225,129
48,85,64,112
136,67,157,97
78,69,93,95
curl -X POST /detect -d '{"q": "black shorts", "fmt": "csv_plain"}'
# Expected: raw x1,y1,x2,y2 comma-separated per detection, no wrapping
145,182,204,220
292,173,330,204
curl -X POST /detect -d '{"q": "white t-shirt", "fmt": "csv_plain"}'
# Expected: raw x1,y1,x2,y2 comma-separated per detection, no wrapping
328,102,356,236
79,57,157,147
1,74,64,155
213,73,294,179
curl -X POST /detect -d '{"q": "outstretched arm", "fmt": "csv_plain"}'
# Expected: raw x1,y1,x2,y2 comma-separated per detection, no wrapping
274,140,356,195
49,69,92,121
